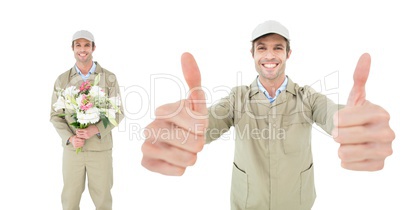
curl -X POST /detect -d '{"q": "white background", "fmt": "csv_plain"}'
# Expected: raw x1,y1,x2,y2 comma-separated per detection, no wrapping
0,0,401,209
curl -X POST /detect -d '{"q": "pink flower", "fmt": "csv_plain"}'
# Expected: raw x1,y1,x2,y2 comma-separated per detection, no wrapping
80,102,93,111
79,94,93,111
79,81,91,92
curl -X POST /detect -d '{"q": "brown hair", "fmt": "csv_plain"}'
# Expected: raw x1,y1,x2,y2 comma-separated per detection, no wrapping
71,41,96,50
251,34,290,57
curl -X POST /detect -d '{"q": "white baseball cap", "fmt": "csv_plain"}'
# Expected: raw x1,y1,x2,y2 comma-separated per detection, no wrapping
251,20,290,42
72,30,95,42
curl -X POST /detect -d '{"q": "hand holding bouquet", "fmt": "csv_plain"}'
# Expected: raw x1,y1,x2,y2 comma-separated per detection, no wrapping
53,74,121,153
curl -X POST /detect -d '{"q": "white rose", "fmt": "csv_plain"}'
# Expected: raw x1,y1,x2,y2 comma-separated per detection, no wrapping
77,107,100,125
53,96,66,111
63,86,79,98
90,86,106,98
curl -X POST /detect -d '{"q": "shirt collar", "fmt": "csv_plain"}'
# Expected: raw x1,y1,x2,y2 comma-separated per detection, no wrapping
257,76,288,101
75,61,96,76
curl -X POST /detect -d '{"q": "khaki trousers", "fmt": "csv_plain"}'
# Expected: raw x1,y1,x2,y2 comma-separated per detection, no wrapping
62,149,113,210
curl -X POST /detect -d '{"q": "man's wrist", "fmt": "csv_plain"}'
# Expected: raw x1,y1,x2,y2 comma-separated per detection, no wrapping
66,136,74,145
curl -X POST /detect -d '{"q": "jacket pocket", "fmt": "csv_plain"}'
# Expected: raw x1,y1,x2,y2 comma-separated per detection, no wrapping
300,163,316,206
231,162,248,210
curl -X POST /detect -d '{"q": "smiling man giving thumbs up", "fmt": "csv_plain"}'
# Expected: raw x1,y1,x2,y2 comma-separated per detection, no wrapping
141,21,395,210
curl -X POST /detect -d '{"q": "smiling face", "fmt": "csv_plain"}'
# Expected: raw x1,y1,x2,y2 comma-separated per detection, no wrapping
72,38,96,65
252,34,291,84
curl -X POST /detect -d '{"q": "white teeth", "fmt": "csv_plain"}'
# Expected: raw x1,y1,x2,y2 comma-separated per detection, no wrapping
263,63,277,68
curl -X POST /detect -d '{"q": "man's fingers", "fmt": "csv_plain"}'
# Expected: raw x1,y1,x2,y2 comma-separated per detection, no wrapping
155,100,208,135
334,102,390,127
341,159,385,171
333,102,394,145
142,141,198,168
347,53,371,106
333,124,395,144
141,156,186,176
144,119,205,153
338,142,393,162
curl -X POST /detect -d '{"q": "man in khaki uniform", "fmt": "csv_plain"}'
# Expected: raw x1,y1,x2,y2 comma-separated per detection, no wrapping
50,30,124,210
141,21,395,209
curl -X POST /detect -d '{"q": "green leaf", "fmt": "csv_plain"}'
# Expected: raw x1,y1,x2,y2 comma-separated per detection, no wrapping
70,122,80,128
80,123,88,129
109,118,118,127
100,115,110,128
76,148,82,154
67,95,77,105
94,73,101,86
58,113,67,117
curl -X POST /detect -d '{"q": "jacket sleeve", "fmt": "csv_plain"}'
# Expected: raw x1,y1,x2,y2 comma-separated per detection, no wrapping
95,73,125,138
206,87,243,144
305,86,345,134
50,77,74,147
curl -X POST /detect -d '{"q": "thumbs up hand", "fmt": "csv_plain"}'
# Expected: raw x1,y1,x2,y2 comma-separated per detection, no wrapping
141,53,208,176
333,53,395,171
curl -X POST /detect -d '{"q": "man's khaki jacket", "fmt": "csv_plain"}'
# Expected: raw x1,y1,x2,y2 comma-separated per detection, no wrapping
50,62,124,151
206,77,343,210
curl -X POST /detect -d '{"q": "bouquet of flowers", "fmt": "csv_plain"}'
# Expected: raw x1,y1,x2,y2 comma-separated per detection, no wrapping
53,74,121,153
